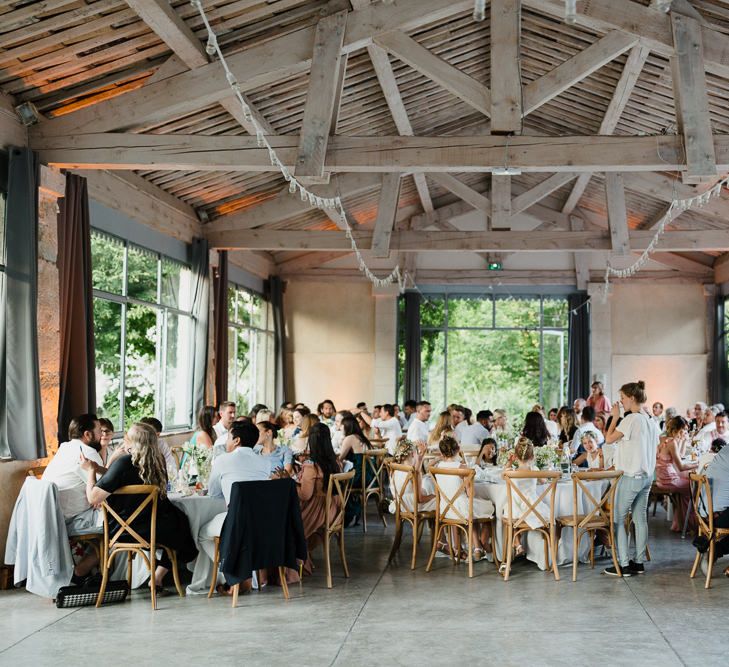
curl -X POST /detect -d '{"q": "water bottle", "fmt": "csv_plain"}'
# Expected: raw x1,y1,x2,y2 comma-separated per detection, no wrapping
561,443,571,475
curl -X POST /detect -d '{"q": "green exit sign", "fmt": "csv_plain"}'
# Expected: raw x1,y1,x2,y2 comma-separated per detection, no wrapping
487,261,502,271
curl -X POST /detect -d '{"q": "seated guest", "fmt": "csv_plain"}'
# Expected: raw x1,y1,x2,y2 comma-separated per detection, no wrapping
254,420,293,476
191,405,218,449
43,414,106,525
558,407,578,446
428,411,453,450
277,407,295,437
43,414,107,583
651,402,665,430
407,401,432,445
393,404,406,430
436,436,494,561
331,410,352,454
586,381,611,414
292,414,319,455
140,416,177,475
214,401,235,440
572,432,604,469
572,406,605,454
297,423,342,574
208,422,273,503
696,406,720,454
691,401,708,432
402,400,417,428
248,403,269,420
290,406,310,437
656,416,697,532
460,410,493,449
338,414,372,527
492,409,508,434
388,439,435,514
594,412,608,437
97,417,115,466
372,405,382,420
702,411,729,455
520,411,550,448
448,404,467,442
356,401,368,414
694,443,729,576
532,404,559,439
317,399,337,429
699,437,726,473
476,437,498,467
361,403,402,455
81,423,198,593
548,408,559,423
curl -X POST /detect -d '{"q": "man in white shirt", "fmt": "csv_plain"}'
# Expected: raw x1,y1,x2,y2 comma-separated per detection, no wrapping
406,401,432,445
460,410,493,449
402,400,417,429
214,401,236,440
362,404,402,455
43,414,105,525
449,405,467,443
573,398,586,421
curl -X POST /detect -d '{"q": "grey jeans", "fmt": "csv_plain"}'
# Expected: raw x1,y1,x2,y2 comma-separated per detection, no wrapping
612,474,652,567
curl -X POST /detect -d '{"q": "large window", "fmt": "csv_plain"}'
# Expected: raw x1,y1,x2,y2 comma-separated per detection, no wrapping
227,283,275,415
398,293,569,417
91,230,194,431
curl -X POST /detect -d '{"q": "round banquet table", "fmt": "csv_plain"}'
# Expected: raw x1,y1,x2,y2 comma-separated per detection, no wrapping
473,469,609,570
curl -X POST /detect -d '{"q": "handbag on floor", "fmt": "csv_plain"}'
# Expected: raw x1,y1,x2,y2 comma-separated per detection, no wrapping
55,579,129,608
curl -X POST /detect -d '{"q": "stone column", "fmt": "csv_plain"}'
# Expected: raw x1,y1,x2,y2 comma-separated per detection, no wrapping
38,166,64,456
372,284,399,403
587,282,612,398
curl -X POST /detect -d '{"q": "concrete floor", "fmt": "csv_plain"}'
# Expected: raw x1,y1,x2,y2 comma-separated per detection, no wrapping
1,510,727,667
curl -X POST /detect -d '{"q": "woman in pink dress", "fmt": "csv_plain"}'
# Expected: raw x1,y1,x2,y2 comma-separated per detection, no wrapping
586,381,611,414
655,416,698,531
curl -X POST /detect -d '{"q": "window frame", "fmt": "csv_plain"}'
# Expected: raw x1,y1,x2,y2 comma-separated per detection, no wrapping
397,291,569,409
91,229,195,433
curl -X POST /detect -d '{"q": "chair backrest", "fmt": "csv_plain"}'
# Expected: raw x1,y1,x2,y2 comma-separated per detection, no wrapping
428,465,476,524
361,448,387,493
100,485,159,552
503,470,560,529
689,472,713,535
326,471,356,533
27,465,47,479
570,470,623,529
387,462,417,515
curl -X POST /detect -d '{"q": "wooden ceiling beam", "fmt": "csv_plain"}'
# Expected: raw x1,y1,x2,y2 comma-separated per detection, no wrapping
36,133,723,173
373,30,491,117
295,10,348,179
512,172,578,215
523,30,638,116
207,228,729,253
670,12,717,184
605,172,631,255
491,175,512,230
371,173,402,257
490,0,522,133
32,0,474,138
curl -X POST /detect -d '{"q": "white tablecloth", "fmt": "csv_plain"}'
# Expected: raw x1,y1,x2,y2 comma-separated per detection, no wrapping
473,472,608,570
170,494,227,595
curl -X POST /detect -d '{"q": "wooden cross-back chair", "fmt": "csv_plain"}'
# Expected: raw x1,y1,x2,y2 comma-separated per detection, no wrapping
322,470,356,588
689,472,729,589
96,485,184,610
425,466,497,578
502,470,561,582
386,462,435,570
356,448,388,532
557,471,623,581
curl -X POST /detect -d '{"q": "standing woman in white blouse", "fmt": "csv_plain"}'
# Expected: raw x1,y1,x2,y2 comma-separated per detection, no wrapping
603,380,659,577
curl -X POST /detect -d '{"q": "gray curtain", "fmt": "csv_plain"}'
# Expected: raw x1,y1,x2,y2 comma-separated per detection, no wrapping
0,147,46,460
57,173,95,443
189,238,209,423
567,293,590,404
403,290,421,402
710,296,727,406
269,275,287,407
213,250,228,405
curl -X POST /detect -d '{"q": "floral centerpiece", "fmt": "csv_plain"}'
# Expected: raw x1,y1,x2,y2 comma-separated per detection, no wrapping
497,447,517,468
181,441,213,489
534,446,560,471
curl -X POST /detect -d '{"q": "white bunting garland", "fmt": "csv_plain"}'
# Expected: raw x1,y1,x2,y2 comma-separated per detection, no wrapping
190,0,404,291
602,176,729,302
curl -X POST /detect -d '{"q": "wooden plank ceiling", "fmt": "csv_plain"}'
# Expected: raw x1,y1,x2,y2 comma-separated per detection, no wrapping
2,0,729,284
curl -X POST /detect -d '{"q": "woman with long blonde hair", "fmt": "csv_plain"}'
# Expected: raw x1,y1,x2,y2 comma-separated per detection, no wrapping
291,413,319,454
428,410,453,448
81,422,198,593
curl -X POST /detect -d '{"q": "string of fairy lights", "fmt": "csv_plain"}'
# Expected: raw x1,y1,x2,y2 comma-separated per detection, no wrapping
193,0,727,300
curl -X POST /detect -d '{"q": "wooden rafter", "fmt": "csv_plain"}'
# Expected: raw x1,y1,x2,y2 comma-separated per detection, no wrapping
371,173,402,257
491,175,512,230
490,0,522,133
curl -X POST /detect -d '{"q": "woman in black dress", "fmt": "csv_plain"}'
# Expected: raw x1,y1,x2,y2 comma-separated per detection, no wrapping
81,422,197,591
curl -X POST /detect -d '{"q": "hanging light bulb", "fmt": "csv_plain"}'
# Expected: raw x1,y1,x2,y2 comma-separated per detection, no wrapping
564,0,578,24
473,0,486,21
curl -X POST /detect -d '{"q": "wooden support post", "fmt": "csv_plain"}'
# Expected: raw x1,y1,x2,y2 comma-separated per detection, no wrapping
490,0,522,133
671,12,717,183
570,215,590,290
295,10,348,179
491,175,511,230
